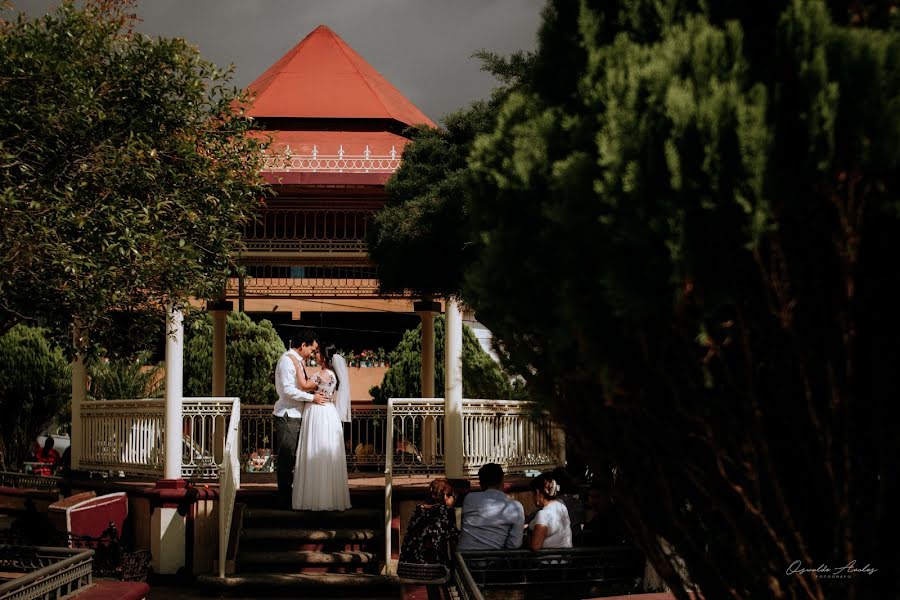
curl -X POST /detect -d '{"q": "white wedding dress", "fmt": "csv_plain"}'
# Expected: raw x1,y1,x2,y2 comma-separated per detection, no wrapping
291,368,351,511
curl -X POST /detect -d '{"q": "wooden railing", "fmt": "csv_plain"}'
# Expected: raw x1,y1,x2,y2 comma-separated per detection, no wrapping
242,206,375,254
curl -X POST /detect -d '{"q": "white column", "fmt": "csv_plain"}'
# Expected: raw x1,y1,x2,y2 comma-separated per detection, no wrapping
151,506,186,574
164,303,184,480
152,303,187,576
444,298,463,478
70,324,87,471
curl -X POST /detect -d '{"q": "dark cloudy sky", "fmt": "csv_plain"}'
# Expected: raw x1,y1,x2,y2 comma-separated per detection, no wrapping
6,0,546,123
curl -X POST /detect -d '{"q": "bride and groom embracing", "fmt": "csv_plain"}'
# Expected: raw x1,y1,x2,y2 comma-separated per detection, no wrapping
273,330,351,511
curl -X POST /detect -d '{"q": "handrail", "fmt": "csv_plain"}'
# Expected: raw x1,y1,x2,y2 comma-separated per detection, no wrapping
218,398,241,578
383,397,394,576
452,551,484,600
0,546,94,599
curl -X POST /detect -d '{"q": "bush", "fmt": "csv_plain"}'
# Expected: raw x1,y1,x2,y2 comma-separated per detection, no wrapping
370,315,523,403
0,325,69,470
88,352,163,400
184,312,284,404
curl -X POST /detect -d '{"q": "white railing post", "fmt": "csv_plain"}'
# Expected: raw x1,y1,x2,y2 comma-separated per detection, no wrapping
164,303,184,480
384,398,394,575
219,398,241,578
444,299,464,478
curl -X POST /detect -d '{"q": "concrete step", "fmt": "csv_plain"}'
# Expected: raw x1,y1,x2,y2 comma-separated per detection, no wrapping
242,507,381,528
196,572,399,597
238,549,377,567
241,527,379,543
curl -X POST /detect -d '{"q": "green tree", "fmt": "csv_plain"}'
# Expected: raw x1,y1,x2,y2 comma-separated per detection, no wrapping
465,1,900,599
370,315,522,403
184,312,283,405
0,324,69,470
367,51,533,297
0,1,267,349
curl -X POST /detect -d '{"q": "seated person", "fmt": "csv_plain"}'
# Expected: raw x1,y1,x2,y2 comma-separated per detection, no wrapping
552,466,586,545
397,478,459,581
457,463,525,551
529,473,572,550
32,436,60,476
582,482,629,546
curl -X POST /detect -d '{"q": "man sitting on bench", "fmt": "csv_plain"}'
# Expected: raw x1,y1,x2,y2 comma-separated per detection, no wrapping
457,463,525,551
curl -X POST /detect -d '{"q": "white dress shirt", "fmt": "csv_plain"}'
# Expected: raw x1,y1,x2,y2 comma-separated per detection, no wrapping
273,349,315,418
457,488,525,551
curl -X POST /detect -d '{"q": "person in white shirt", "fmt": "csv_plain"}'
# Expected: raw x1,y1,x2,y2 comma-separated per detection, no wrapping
273,330,326,505
529,473,573,550
457,463,525,551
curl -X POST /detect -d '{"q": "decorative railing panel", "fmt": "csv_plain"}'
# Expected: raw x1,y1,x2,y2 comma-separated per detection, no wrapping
262,148,400,173
227,264,383,299
461,400,559,474
347,405,389,471
182,398,236,479
239,404,388,473
242,207,375,254
80,400,164,476
80,398,236,479
0,546,94,600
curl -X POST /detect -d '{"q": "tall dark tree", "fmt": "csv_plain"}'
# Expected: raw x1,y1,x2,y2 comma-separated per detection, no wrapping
0,0,267,350
367,51,533,297
465,1,900,599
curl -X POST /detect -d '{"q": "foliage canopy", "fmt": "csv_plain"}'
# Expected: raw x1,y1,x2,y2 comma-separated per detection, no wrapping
367,51,533,297
0,0,267,349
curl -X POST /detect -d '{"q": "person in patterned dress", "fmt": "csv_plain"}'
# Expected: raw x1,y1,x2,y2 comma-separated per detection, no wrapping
397,478,459,581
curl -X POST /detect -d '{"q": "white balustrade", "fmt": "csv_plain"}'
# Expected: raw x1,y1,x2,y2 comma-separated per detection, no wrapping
80,399,165,476
79,399,562,479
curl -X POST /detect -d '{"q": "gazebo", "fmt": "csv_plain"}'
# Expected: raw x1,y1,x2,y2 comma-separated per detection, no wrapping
62,25,563,578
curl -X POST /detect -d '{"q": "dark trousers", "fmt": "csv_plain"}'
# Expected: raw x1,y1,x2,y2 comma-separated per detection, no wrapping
275,415,302,501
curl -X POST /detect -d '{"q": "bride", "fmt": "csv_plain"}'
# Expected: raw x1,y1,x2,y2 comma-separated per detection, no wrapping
292,344,352,511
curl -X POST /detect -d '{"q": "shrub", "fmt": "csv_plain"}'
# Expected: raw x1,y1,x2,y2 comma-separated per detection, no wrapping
0,325,69,470
370,315,523,403
88,352,163,400
184,312,284,404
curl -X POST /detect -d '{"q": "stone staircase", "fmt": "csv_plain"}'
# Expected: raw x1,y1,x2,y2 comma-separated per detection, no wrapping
198,499,399,597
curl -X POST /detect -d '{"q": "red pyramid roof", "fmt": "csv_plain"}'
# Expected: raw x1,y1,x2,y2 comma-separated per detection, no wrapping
247,25,435,127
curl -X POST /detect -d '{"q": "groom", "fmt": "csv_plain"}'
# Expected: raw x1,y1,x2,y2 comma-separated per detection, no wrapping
273,330,326,506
